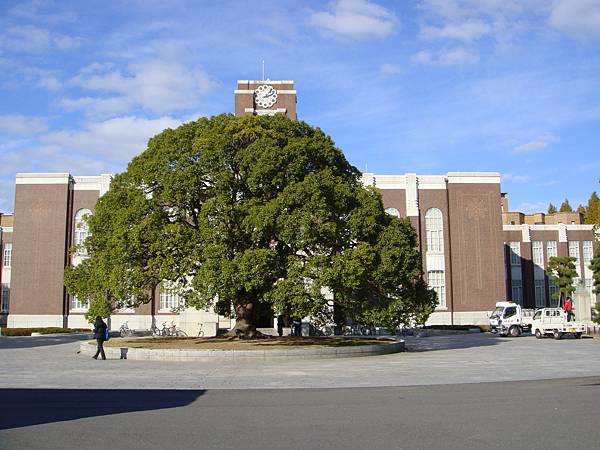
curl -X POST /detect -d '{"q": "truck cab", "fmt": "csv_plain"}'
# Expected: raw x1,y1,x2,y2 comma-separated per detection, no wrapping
489,301,533,337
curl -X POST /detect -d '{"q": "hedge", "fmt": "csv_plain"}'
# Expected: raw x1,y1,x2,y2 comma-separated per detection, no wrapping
0,327,90,336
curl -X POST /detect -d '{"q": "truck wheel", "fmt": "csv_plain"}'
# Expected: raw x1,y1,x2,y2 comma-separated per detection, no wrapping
575,332,582,339
509,326,521,337
553,330,562,340
535,329,542,339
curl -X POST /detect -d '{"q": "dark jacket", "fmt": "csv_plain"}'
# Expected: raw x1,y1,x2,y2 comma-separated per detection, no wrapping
93,318,108,340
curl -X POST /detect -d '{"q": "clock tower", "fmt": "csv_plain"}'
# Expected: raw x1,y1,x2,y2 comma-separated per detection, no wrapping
234,80,297,120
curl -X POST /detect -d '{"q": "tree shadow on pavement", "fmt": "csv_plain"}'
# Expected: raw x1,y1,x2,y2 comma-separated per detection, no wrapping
0,334,92,349
404,333,512,352
0,389,205,430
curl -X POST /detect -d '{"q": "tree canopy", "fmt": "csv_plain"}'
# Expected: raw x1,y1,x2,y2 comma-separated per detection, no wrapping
583,191,600,226
65,114,437,336
559,199,573,213
547,203,557,214
547,256,577,306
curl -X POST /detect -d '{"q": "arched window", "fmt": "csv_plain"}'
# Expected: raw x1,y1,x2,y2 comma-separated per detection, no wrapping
74,209,92,255
385,207,400,217
425,208,443,253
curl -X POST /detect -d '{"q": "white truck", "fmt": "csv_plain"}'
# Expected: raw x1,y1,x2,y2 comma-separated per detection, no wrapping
531,308,587,340
489,301,534,337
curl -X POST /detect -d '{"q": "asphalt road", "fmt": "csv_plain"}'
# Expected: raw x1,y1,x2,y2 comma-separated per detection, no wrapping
1,376,599,450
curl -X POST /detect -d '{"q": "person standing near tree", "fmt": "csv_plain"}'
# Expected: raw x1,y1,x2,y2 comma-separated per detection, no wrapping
276,315,284,337
564,296,574,322
92,315,107,360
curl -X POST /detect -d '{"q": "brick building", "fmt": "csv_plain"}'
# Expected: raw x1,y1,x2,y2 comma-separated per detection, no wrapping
0,80,597,329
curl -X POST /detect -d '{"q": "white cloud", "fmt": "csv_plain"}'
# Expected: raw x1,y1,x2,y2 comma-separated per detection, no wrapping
0,24,80,53
414,0,537,61
67,60,215,115
501,173,531,183
0,114,47,135
310,0,399,40
550,0,600,38
58,96,132,117
37,76,62,91
380,63,402,75
412,47,479,65
0,57,62,91
513,132,558,153
420,19,492,41
43,116,184,162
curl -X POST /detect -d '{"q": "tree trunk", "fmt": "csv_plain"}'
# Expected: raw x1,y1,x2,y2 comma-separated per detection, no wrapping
226,301,266,339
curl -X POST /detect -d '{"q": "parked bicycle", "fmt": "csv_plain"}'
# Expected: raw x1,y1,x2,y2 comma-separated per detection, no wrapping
119,321,134,337
197,323,204,337
150,323,161,337
164,321,187,337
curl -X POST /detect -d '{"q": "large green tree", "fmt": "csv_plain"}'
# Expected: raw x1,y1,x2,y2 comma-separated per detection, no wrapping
547,256,578,306
65,114,437,337
548,203,557,214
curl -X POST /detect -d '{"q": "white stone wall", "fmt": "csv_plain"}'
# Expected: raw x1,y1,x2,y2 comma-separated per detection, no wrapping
8,314,63,328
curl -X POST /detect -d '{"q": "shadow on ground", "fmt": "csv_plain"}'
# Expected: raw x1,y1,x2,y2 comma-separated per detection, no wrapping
0,389,205,430
404,333,511,352
0,334,92,350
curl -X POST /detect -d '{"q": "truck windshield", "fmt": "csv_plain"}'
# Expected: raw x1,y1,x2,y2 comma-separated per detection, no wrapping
490,307,503,319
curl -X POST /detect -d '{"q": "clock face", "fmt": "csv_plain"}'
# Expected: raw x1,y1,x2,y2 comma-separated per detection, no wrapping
254,84,278,108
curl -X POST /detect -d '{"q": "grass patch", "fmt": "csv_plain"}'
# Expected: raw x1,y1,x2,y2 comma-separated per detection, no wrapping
1,327,90,336
104,336,396,350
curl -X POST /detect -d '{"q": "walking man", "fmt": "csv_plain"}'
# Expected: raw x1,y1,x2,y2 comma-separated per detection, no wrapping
93,316,108,360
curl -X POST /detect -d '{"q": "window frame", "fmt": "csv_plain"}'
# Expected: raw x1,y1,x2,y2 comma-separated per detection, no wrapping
425,208,444,254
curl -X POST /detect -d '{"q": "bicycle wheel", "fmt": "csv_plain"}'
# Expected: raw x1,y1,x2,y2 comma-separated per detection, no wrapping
176,330,187,337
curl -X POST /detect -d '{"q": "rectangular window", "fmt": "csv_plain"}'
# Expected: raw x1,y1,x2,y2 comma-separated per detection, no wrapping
548,278,560,307
159,288,183,311
511,279,523,304
583,241,593,266
427,270,446,309
546,241,557,260
532,241,544,268
568,241,581,276
534,279,546,308
70,295,88,311
1,285,9,312
509,242,521,266
3,243,12,268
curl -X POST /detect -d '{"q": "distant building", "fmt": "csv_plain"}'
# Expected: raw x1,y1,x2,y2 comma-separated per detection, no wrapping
501,193,596,309
0,80,597,330
0,213,13,327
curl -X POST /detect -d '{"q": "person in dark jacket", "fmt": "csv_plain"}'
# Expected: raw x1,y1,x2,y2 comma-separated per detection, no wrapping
93,316,108,360
276,315,284,337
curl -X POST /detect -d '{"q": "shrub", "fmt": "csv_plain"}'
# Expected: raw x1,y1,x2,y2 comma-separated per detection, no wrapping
0,327,90,336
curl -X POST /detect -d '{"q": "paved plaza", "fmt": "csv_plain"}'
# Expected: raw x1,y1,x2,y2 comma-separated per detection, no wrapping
2,333,600,449
1,332,600,390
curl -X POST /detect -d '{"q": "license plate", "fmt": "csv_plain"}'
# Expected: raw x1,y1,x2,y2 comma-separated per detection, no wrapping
569,328,576,333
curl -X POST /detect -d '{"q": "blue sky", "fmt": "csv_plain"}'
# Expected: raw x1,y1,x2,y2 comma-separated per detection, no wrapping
1,0,599,214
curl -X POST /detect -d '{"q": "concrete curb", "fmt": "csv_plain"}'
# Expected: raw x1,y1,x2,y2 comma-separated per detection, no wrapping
79,339,405,361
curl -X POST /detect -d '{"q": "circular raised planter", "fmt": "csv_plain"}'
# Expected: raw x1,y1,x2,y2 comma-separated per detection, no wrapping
79,338,405,361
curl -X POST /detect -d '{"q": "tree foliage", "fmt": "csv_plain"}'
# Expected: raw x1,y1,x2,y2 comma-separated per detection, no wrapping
559,199,573,213
65,114,437,334
584,191,600,227
547,256,577,305
547,203,557,214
